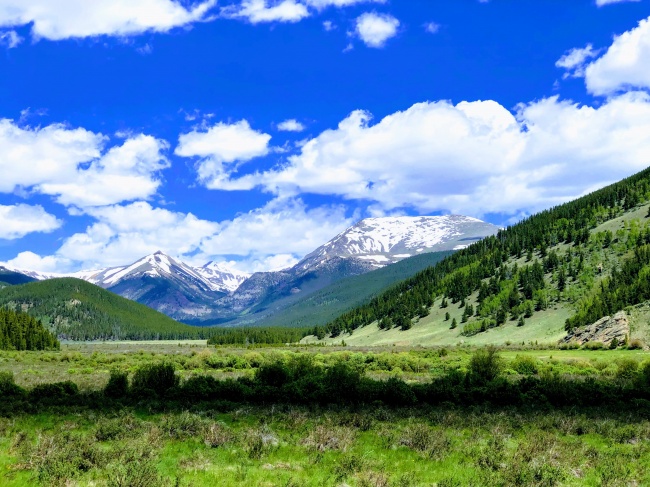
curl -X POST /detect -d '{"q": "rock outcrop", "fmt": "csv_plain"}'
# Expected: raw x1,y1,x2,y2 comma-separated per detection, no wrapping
561,311,630,346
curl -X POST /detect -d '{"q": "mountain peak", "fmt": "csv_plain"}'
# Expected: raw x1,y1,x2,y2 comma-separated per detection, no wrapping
297,214,499,271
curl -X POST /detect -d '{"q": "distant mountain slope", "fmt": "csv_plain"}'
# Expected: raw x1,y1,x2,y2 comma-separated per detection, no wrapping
0,267,37,286
310,167,650,346
0,278,211,340
227,250,453,329
198,215,497,325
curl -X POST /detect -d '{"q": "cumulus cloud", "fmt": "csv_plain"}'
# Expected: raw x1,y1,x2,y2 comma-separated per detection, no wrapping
0,0,216,41
176,120,271,189
277,119,306,132
53,202,220,269
0,29,22,48
199,197,353,260
196,93,650,217
0,120,170,208
556,44,599,78
2,251,69,273
584,16,650,95
0,204,62,239
354,12,399,48
221,0,310,24
3,198,353,273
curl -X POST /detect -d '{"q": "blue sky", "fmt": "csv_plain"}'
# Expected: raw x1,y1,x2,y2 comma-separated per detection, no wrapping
1,0,650,274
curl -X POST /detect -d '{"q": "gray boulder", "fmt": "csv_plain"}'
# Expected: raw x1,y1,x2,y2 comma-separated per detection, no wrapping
561,311,629,346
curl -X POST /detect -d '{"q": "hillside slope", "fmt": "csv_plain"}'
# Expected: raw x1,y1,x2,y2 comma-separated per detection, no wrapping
229,251,453,329
308,168,650,346
0,278,212,340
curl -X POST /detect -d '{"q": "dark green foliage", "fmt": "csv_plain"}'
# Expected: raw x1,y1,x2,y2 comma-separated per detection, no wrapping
314,167,650,338
0,371,25,398
468,346,503,384
450,318,457,329
207,327,307,345
131,363,179,396
0,278,215,341
104,369,129,398
0,306,59,350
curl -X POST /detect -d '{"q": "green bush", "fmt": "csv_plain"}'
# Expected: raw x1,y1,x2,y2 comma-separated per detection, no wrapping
131,362,178,397
615,359,639,381
104,369,128,398
29,381,79,402
582,341,605,351
510,355,539,376
468,346,503,384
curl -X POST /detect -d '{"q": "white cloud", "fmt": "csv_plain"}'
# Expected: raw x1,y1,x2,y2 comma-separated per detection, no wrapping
584,16,650,95
0,204,62,239
0,120,170,208
596,0,640,6
555,44,599,78
304,0,385,9
54,202,220,269
199,93,650,217
2,251,69,273
354,12,399,48
323,20,335,31
0,0,216,41
4,198,353,274
277,119,306,132
0,29,22,47
221,0,309,24
199,198,353,262
424,22,439,34
176,120,271,189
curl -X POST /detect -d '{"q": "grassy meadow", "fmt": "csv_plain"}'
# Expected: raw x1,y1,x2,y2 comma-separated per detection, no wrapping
2,342,650,485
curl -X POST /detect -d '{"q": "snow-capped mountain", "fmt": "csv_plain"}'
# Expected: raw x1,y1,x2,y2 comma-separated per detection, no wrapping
297,215,498,271
3,215,497,325
215,215,499,321
193,261,249,293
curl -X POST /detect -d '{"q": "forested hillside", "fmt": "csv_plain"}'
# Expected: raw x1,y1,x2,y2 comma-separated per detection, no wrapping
0,307,59,350
313,167,650,342
0,278,216,341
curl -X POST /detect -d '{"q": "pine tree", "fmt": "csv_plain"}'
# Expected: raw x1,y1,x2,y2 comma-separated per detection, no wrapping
450,318,457,329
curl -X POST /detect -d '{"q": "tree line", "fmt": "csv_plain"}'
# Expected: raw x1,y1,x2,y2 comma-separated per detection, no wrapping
0,307,60,351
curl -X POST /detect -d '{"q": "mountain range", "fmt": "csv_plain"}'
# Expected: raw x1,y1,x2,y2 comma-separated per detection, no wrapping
4,215,499,325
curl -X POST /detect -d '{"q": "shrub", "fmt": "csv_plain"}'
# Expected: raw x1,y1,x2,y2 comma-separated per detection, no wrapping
582,341,605,350
131,362,178,397
104,369,128,398
616,359,639,381
510,355,539,376
468,346,503,384
0,371,24,398
29,381,79,402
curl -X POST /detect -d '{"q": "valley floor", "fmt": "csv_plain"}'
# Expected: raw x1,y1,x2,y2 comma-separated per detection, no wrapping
3,343,650,486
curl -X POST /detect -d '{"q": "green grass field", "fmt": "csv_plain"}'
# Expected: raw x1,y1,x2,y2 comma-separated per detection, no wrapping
3,405,650,486
3,342,650,485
